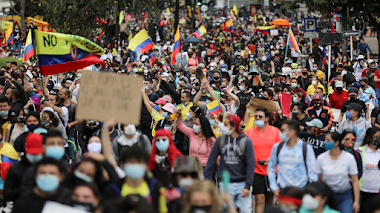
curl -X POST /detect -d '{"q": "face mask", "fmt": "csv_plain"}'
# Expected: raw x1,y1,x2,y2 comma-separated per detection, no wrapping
220,125,233,135
26,154,43,164
239,70,243,74
0,110,9,116
74,170,93,182
336,87,343,93
124,164,146,180
280,131,290,142
324,141,335,150
239,86,245,91
133,68,138,73
221,68,226,72
345,111,353,119
312,67,317,71
293,69,297,73
72,200,95,212
25,124,40,132
189,206,211,213
371,138,380,149
162,112,170,118
292,111,299,118
252,118,265,127
144,86,150,90
183,101,188,106
307,128,315,135
185,112,193,120
161,61,165,65
243,72,248,77
41,118,51,127
302,194,320,210
193,125,201,134
46,146,65,160
87,142,102,153
203,71,207,76
209,120,216,127
312,80,317,85
291,83,297,88
360,84,365,88
326,53,329,56
156,139,170,151
313,103,321,108
124,124,136,135
36,174,60,193
190,77,196,81
178,178,193,189
302,71,308,75
206,100,211,104
292,97,298,103
143,69,149,74
176,72,181,76
210,67,215,71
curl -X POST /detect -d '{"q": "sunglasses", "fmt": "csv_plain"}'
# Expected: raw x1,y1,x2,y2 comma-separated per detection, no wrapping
255,115,264,119
344,137,356,141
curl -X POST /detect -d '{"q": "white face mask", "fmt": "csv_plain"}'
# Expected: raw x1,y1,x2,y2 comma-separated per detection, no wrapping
312,80,317,85
124,124,136,135
219,124,233,135
178,178,193,189
302,194,320,210
87,142,102,153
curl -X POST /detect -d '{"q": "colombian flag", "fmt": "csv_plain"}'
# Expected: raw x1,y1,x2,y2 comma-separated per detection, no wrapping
24,31,34,62
128,29,154,53
193,26,207,39
229,9,236,21
171,26,181,65
254,25,276,35
224,20,233,32
287,28,301,54
0,142,18,180
3,24,13,45
150,52,156,66
206,100,222,115
36,31,105,75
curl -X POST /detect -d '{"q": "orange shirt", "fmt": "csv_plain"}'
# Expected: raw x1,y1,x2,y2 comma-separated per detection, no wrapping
245,125,282,175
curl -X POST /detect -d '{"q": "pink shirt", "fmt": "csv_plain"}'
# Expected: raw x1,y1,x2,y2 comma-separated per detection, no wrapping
187,58,198,68
177,121,216,166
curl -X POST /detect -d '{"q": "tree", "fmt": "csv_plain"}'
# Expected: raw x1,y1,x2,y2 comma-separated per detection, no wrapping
288,0,380,53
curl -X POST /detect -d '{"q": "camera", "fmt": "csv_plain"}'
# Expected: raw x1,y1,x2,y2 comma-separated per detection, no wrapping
87,120,99,130
258,160,267,165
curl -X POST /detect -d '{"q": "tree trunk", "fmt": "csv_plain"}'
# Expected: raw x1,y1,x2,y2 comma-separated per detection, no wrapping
20,0,26,32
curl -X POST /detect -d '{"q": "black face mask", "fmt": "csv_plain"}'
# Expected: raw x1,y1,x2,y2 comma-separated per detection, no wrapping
314,103,321,108
371,137,380,149
336,87,343,93
72,200,95,212
189,205,211,213
292,111,299,118
302,72,308,75
26,90,32,96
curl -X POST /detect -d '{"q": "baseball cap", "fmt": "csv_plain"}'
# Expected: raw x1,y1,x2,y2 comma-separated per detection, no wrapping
305,118,323,129
162,103,176,114
154,98,166,105
183,83,193,90
367,59,374,64
206,91,221,101
347,87,358,96
346,102,361,112
209,62,217,67
313,94,322,100
220,64,227,68
335,81,343,88
161,72,169,77
286,59,292,64
356,55,364,60
25,133,43,154
198,63,205,68
359,77,369,84
228,114,242,134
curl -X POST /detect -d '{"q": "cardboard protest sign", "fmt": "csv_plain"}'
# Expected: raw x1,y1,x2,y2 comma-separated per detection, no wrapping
243,97,281,126
42,201,87,213
76,71,143,125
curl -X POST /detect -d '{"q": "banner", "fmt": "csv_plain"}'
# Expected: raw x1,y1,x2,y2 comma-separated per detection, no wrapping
243,98,280,126
1,21,13,30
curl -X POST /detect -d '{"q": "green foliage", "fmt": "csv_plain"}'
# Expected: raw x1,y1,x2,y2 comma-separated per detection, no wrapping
0,57,23,68
13,0,44,17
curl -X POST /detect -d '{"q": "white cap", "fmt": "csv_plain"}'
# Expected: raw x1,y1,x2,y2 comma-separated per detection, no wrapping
210,62,217,67
161,72,169,77
335,81,343,88
357,55,364,60
367,59,374,64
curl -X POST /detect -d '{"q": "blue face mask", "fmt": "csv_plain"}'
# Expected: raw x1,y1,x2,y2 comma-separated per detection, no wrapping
26,154,43,164
209,120,216,127
0,110,9,116
77,73,82,77
74,170,93,182
162,112,169,118
161,61,165,65
124,164,146,180
203,71,207,76
239,86,245,91
291,83,297,88
46,146,65,160
156,139,169,151
221,68,226,72
280,131,290,142
36,174,60,193
203,89,207,93
154,105,160,111
206,100,211,104
254,120,265,127
176,72,181,76
133,68,138,73
324,141,336,150
293,97,298,103
183,101,188,105
243,72,248,77
345,111,353,119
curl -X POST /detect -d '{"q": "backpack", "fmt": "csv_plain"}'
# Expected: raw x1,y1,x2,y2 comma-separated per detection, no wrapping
277,141,308,174
117,134,146,155
218,135,247,156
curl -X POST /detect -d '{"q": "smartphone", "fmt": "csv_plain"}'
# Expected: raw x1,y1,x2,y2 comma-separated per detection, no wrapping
222,170,230,193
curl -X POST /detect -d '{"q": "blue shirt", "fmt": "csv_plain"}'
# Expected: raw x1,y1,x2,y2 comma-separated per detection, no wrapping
268,139,318,191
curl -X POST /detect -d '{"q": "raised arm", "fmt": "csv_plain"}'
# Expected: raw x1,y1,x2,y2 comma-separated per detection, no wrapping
141,86,153,114
101,117,118,168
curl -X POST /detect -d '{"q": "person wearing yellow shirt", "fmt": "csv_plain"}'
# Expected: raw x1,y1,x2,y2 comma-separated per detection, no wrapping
102,147,168,213
142,88,166,137
176,91,193,120
311,64,324,82
306,76,325,95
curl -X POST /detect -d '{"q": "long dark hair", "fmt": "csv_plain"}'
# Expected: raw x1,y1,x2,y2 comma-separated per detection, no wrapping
326,132,343,150
363,127,380,146
196,115,215,144
43,110,59,128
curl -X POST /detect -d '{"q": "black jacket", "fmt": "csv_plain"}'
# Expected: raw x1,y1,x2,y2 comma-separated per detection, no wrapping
3,155,32,201
11,186,71,213
101,176,163,213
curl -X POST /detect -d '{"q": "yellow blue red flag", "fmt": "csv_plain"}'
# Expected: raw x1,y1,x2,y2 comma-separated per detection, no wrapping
128,29,154,53
193,26,207,39
3,24,13,45
35,31,105,75
224,20,233,32
206,100,221,115
171,26,181,65
24,31,34,62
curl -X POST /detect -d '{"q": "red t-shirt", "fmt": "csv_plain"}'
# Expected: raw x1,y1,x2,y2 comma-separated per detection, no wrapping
375,70,380,88
329,90,349,109
245,125,282,175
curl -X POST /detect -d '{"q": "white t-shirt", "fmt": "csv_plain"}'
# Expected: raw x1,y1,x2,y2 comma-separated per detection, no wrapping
316,150,358,193
59,106,69,127
360,145,380,193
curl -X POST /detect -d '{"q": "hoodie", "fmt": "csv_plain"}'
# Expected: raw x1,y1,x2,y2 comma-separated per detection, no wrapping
204,133,255,190
112,130,152,162
337,117,372,149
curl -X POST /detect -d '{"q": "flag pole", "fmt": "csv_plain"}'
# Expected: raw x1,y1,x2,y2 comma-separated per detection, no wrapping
283,27,291,67
34,30,48,101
